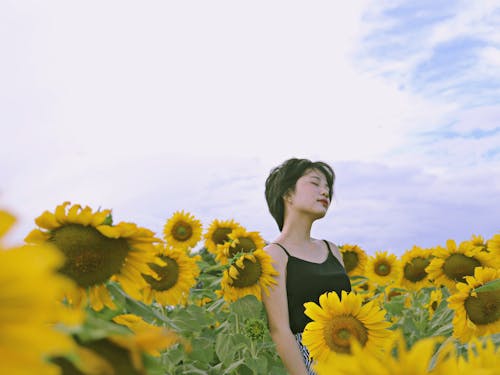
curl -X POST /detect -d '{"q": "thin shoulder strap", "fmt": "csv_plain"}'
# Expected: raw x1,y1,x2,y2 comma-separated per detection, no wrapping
323,239,333,255
272,242,291,257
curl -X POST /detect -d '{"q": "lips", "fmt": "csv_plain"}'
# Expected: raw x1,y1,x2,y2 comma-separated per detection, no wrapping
318,199,329,207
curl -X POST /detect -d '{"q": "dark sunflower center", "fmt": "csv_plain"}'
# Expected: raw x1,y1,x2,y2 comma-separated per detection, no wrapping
324,315,368,354
231,258,262,288
143,255,179,291
50,224,130,288
431,300,438,311
212,227,232,245
375,261,391,276
403,257,430,283
81,339,140,375
172,221,193,241
442,254,481,283
229,237,256,258
343,251,359,273
464,290,500,325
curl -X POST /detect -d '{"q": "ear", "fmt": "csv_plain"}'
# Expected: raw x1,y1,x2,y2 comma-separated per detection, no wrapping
282,192,292,204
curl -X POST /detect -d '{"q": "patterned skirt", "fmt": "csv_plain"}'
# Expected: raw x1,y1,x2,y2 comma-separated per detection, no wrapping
294,332,317,375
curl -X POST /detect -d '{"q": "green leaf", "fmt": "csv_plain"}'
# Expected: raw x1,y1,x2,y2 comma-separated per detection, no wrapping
223,358,247,374
383,295,406,315
162,345,185,366
473,278,500,293
231,332,252,348
215,334,237,364
230,295,263,318
432,322,453,337
188,337,215,363
245,356,268,374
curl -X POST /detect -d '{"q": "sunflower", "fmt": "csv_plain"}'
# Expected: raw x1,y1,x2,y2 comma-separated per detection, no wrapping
351,276,374,293
313,331,447,375
351,278,377,305
447,267,500,342
219,249,279,302
425,288,443,318
203,218,243,254
1,210,75,375
215,227,266,264
400,245,433,290
141,244,201,306
25,202,161,311
469,234,488,252
163,210,202,251
455,336,500,372
302,290,392,364
486,233,500,256
434,336,500,374
71,337,155,375
339,243,368,277
112,314,184,356
426,239,497,291
365,251,402,287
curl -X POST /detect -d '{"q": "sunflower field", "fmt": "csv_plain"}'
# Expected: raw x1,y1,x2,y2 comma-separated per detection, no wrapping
1,202,499,374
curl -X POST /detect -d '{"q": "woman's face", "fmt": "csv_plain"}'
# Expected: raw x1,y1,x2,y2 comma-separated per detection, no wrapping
284,168,331,217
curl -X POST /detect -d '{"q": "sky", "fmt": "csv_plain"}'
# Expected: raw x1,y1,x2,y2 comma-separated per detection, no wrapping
1,1,499,255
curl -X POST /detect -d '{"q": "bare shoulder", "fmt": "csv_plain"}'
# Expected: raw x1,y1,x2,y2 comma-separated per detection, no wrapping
325,240,345,268
263,243,288,267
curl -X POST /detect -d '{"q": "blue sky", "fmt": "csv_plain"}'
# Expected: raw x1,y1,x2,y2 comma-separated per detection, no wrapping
1,1,499,255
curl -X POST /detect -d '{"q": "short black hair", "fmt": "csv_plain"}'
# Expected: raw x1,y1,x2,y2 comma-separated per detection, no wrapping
265,158,335,231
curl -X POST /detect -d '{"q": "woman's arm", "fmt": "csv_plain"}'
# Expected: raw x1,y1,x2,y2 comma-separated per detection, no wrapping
262,244,309,375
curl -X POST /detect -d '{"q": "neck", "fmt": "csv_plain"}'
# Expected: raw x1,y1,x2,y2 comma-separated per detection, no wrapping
277,212,315,245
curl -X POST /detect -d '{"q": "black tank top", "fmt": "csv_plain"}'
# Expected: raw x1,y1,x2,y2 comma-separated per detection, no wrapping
272,240,352,334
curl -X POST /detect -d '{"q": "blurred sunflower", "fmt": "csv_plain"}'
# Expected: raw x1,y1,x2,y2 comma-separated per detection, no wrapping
53,313,185,375
313,331,446,375
142,244,201,306
434,336,500,374
25,202,161,310
112,314,186,355
447,267,500,342
455,337,500,373
76,336,157,375
426,239,497,291
339,243,368,277
302,290,392,364
163,210,202,251
215,227,266,264
469,234,488,252
203,218,243,254
365,251,402,287
486,233,500,256
1,210,75,375
400,246,433,290
425,288,443,318
219,249,279,302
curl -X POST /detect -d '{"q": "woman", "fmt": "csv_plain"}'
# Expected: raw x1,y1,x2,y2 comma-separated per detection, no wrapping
262,158,352,375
